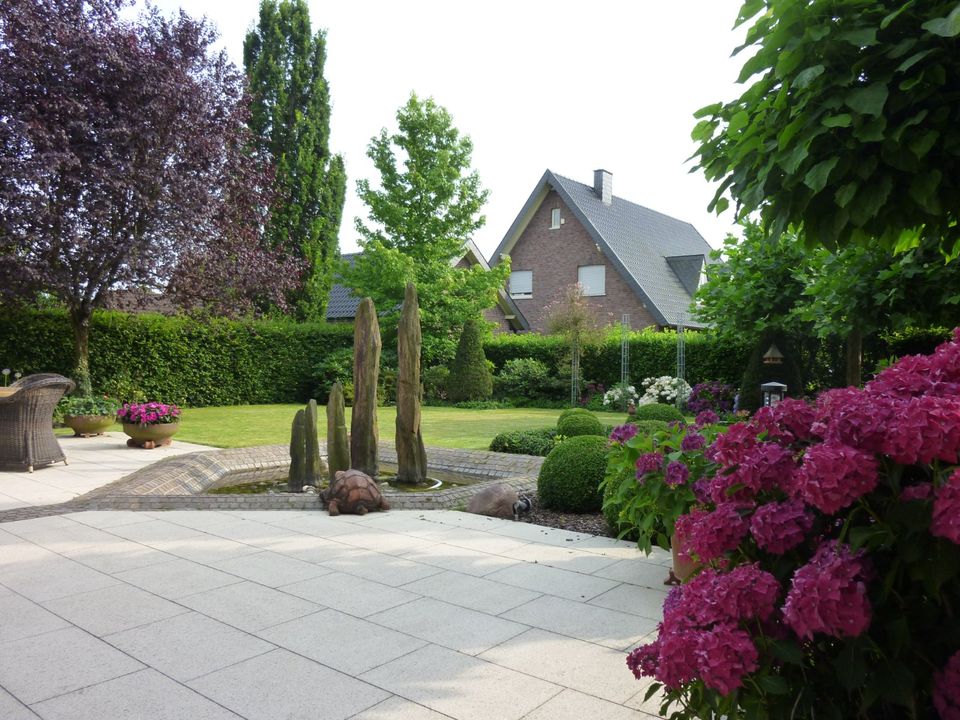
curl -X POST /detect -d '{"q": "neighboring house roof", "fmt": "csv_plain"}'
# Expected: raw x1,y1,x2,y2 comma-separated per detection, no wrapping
325,253,362,322
324,249,529,330
492,170,713,328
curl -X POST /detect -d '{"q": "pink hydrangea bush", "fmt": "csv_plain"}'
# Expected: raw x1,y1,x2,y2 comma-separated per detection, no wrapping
625,330,960,719
116,401,181,425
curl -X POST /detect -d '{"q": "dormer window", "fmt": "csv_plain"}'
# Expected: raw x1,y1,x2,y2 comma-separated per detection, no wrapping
550,208,561,229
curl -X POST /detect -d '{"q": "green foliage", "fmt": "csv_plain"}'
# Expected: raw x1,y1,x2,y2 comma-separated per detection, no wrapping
557,407,593,423
422,365,450,401
556,411,604,437
631,404,685,423
342,93,510,362
537,434,608,512
692,0,960,256
244,0,346,320
452,399,512,410
447,319,493,402
632,419,671,435
602,472,640,541
738,330,805,411
488,427,558,456
311,347,354,403
58,395,120,417
494,357,553,399
881,326,953,357
0,308,353,406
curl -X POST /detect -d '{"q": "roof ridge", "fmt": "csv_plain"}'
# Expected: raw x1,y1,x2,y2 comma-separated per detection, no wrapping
550,172,699,229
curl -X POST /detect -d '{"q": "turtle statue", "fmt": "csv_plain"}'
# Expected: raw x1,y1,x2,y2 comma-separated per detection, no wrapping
321,469,390,516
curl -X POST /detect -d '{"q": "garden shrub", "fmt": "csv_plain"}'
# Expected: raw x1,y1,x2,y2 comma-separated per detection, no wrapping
447,318,493,402
494,357,550,397
488,427,557,456
685,380,736,415
631,403,684,423
602,474,640,541
631,419,670,436
452,399,513,409
422,365,449,401
537,434,607,512
558,406,592,423
311,347,354,403
557,411,604,437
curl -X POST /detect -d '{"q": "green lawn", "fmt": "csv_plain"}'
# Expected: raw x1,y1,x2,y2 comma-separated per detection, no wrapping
167,404,627,450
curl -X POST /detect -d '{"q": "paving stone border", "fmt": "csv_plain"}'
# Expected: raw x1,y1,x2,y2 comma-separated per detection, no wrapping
0,443,543,522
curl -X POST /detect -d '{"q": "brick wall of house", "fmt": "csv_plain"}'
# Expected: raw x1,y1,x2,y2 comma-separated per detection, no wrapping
484,304,512,333
506,189,659,332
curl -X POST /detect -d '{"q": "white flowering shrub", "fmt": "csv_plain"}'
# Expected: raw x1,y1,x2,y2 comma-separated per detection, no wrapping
602,382,640,408
637,375,692,406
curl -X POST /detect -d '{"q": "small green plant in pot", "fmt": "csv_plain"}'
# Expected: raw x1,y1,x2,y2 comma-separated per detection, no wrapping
59,394,121,437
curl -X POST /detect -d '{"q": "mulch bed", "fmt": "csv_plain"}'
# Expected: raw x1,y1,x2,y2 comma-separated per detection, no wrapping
517,493,613,537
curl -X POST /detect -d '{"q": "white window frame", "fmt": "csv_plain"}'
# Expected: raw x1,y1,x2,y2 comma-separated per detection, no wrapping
578,264,606,296
550,208,561,229
509,270,533,299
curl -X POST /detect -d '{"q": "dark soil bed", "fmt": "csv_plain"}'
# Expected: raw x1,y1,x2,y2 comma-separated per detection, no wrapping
518,493,613,537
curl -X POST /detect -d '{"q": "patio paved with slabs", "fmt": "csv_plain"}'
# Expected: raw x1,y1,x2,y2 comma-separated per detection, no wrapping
0,508,671,719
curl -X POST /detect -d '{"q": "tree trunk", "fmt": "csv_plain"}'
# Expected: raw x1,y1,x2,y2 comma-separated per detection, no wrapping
70,306,92,396
846,327,862,388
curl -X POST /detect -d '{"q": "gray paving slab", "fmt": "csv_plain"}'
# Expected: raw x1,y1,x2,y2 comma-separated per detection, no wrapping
0,627,144,704
188,648,389,720
258,608,426,675
41,583,189,635
478,628,642,703
588,582,668,620
0,554,120,602
0,688,39,720
321,549,445,587
280,571,418,618
435,527,532,555
522,688,647,720
59,539,172,575
255,533,363,563
484,560,620,602
398,542,521,577
30,668,245,720
106,519,206,544
0,591,71,643
500,542,620,574
178,580,320,632
400,569,541,615
66,510,155,529
502,595,658,651
351,696,453,720
592,557,676,587
369,597,529,656
113,558,243,599
211,550,333,587
360,644,561,720
105,611,275,682
330,527,439,556
146,534,262,564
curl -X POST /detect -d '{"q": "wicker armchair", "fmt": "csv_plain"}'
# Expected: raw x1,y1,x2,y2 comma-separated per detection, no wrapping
0,373,75,472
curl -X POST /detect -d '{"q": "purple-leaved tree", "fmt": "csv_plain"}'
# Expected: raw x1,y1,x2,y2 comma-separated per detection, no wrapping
0,0,299,393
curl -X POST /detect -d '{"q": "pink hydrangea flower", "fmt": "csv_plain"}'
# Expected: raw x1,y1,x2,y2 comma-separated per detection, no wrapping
705,422,758,466
609,423,638,444
626,637,660,681
695,409,720,427
695,623,759,696
681,431,706,451
675,564,780,627
934,650,960,720
883,396,960,466
813,389,893,454
635,452,664,479
664,461,690,487
709,442,797,503
750,500,814,554
683,503,750,562
783,540,872,640
749,398,817,444
794,443,879,514
900,483,934,502
932,469,960,545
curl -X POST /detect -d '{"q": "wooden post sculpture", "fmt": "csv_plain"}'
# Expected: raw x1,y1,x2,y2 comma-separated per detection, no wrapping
395,283,427,484
326,380,350,482
351,297,381,477
304,399,323,486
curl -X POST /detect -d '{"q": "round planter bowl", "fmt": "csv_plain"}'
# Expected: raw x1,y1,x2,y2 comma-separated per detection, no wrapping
64,414,114,437
122,422,180,448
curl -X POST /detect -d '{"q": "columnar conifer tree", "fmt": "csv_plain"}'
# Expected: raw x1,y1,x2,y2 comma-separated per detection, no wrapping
244,0,346,320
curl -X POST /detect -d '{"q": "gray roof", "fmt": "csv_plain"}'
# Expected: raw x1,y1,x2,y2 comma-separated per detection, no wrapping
492,170,713,328
325,253,362,321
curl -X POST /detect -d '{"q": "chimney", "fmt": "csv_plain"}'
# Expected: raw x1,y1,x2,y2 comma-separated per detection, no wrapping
593,169,612,205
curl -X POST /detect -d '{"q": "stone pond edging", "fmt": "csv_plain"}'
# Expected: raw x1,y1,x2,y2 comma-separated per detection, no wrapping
0,443,543,521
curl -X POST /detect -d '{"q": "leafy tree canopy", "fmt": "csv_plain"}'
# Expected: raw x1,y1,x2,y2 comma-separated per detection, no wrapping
0,0,296,392
244,0,346,320
693,0,960,256
343,93,509,362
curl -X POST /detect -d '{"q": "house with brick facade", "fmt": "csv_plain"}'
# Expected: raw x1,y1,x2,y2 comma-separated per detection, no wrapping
490,169,713,333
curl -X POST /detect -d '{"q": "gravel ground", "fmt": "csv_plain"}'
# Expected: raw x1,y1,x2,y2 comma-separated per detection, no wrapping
517,493,613,537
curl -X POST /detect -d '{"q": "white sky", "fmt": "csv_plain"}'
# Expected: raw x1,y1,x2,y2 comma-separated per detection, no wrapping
148,0,748,258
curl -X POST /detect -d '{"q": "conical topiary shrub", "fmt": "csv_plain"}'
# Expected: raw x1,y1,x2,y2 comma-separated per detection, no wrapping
447,318,493,402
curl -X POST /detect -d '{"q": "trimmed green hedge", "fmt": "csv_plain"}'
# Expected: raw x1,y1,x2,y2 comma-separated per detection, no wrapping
484,329,752,388
537,435,608,512
0,308,354,406
557,412,605,437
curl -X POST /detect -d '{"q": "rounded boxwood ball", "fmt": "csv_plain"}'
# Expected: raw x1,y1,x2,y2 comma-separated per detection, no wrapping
537,434,608,512
631,403,684,423
557,412,604,437
557,407,592,425
631,419,670,436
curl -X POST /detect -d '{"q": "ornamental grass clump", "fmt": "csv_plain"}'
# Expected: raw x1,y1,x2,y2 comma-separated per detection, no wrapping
116,401,181,425
627,330,960,720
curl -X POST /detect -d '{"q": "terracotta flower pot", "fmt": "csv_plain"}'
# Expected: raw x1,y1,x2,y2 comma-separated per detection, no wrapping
669,528,699,584
64,414,114,437
122,422,180,449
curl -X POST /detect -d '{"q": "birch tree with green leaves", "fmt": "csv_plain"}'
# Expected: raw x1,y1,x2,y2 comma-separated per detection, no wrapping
244,0,346,320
